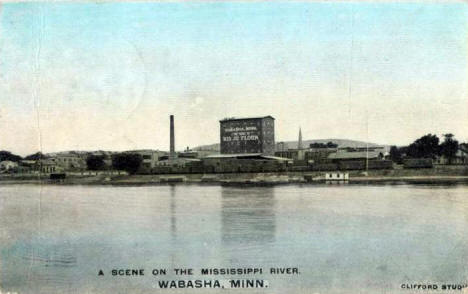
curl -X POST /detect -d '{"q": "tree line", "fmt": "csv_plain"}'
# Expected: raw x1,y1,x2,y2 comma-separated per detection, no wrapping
86,153,143,175
309,141,338,148
0,150,143,175
0,151,47,162
389,133,461,164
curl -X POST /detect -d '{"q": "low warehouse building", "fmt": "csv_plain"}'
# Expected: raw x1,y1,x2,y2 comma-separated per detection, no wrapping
202,153,291,173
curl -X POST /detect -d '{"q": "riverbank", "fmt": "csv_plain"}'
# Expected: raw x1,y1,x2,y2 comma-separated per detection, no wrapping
1,165,468,185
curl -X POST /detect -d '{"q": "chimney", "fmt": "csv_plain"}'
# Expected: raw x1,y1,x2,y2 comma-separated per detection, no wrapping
298,127,303,150
169,115,176,160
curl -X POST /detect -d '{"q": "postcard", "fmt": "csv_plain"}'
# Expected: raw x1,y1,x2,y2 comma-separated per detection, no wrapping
0,1,467,294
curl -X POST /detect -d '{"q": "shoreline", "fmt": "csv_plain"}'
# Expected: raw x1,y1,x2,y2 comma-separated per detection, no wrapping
1,170,468,186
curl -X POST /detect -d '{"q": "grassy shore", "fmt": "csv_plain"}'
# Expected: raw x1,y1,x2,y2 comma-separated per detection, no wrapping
1,165,467,185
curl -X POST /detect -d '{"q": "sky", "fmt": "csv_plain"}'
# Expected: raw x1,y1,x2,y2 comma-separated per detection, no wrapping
0,1,467,156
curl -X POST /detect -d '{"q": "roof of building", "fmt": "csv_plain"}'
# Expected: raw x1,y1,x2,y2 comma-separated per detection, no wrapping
39,159,59,165
220,116,275,123
125,149,166,154
337,147,385,152
158,158,200,163
459,144,468,153
203,153,289,161
261,155,293,161
204,153,261,158
328,151,381,160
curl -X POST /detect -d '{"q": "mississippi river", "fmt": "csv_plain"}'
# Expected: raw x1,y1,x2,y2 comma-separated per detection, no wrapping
0,183,467,293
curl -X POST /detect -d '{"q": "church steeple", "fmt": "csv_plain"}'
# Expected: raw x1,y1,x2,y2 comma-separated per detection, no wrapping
298,127,303,150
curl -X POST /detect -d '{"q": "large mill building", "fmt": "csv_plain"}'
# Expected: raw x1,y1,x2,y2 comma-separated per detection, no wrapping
219,116,275,156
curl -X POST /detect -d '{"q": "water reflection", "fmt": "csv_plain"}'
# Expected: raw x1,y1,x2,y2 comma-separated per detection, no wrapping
221,186,276,245
170,184,176,240
0,184,467,294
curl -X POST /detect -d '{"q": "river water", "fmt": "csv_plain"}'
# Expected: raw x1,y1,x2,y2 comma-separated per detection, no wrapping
0,183,467,294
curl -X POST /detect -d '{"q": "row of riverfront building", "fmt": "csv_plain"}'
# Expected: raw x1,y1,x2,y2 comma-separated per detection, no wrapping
6,114,460,175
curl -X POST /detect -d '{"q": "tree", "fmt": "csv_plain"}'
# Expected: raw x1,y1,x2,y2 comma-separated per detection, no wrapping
0,151,22,162
407,134,440,159
86,155,106,171
439,133,459,164
310,142,337,148
24,152,46,160
389,146,402,163
111,153,143,175
326,141,338,148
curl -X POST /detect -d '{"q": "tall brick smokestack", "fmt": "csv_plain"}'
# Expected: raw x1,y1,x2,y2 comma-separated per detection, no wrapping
169,115,175,160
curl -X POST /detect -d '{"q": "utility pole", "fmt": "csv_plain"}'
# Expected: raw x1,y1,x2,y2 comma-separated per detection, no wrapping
366,109,369,174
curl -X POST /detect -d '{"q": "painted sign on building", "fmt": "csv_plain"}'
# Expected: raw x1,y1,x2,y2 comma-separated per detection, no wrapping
219,116,275,155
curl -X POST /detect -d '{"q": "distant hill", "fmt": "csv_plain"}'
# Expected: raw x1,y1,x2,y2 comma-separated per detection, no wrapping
194,139,390,152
